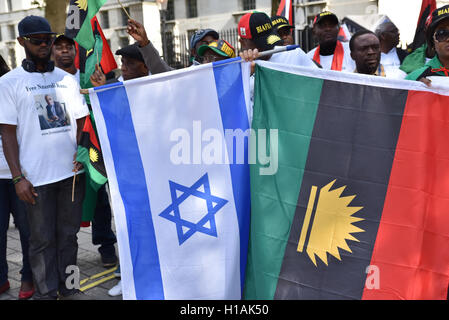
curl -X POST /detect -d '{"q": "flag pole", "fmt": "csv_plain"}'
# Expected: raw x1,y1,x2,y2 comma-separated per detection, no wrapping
257,45,299,58
72,172,77,202
117,0,132,20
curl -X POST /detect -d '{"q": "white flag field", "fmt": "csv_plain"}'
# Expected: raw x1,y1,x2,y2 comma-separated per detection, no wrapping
89,59,252,300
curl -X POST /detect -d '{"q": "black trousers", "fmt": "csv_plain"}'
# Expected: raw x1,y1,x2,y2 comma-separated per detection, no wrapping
25,174,85,299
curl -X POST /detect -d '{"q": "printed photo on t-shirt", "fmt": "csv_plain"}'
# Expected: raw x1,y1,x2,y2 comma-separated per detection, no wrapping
34,94,70,131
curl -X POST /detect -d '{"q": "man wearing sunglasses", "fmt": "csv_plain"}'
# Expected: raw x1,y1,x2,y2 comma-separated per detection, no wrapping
0,16,90,300
407,5,449,83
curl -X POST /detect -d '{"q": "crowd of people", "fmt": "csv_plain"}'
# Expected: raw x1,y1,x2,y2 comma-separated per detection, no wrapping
0,4,448,300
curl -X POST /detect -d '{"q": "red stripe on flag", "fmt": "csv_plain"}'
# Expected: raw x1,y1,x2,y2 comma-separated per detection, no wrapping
84,116,101,151
276,0,293,25
75,17,117,73
91,16,117,74
417,0,436,29
363,91,449,300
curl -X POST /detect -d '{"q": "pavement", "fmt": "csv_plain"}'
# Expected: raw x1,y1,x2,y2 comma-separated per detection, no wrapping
0,218,122,300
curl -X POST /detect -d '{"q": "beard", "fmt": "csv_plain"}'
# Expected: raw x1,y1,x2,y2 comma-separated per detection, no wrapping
24,45,51,66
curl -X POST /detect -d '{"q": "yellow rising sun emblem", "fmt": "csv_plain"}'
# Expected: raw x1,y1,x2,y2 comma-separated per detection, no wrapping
89,147,99,163
75,0,88,11
297,179,364,267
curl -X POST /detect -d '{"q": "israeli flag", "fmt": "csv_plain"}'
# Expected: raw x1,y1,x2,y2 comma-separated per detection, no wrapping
89,59,251,300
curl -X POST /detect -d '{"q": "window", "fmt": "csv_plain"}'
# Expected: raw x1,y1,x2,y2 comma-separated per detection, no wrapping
186,0,197,18
6,0,12,12
166,0,175,20
8,25,15,40
119,36,129,48
243,0,255,11
100,11,110,29
9,48,16,69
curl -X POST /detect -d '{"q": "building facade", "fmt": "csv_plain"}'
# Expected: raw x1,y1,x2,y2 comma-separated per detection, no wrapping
1,0,449,69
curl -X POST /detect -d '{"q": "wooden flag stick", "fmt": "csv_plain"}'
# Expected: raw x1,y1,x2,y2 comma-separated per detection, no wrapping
72,172,77,202
117,0,132,20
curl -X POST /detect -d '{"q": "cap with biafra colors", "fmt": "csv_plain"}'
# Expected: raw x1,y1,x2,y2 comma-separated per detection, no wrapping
238,11,283,51
313,11,339,26
197,39,236,58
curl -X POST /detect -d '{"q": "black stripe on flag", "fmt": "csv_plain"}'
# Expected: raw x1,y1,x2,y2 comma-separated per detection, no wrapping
274,79,409,299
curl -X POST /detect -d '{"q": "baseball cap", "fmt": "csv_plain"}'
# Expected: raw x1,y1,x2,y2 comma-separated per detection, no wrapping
271,15,294,32
197,40,236,58
18,15,56,37
313,11,339,26
428,5,449,37
189,29,219,50
238,12,283,51
54,34,75,46
116,44,145,63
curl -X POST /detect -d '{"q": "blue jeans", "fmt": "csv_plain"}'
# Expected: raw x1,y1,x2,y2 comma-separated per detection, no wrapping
0,179,32,284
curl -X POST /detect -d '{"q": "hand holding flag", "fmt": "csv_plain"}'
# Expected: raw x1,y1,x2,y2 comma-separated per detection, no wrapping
127,19,150,47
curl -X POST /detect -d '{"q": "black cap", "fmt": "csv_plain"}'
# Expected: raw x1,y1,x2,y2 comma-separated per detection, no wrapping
313,11,339,27
116,43,145,63
271,15,294,32
428,5,449,37
238,12,283,51
189,29,219,51
18,15,56,37
54,34,75,45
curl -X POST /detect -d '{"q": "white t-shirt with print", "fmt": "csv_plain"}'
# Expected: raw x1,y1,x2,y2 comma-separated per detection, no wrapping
0,66,89,187
307,41,355,72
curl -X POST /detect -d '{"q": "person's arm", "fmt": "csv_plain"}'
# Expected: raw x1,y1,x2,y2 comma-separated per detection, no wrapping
127,19,174,74
0,124,37,204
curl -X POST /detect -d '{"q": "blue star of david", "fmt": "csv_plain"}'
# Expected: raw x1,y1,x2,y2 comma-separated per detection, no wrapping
158,173,228,245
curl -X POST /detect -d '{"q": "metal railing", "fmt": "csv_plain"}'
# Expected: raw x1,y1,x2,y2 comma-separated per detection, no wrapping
163,27,315,69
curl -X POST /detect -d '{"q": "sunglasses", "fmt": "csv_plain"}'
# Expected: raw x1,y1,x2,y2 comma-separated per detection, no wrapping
434,29,449,43
23,36,55,46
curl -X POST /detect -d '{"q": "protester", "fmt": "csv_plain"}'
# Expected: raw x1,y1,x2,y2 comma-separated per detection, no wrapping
197,39,236,63
0,56,34,300
350,29,406,79
0,16,90,300
406,5,449,83
238,11,316,67
400,14,435,74
93,42,155,297
126,19,219,73
375,21,408,72
115,44,150,81
271,15,295,46
190,29,220,65
307,11,355,72
52,34,119,269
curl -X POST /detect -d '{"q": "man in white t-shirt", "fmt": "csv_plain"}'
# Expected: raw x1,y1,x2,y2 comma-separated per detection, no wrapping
0,58,34,300
307,11,355,72
0,16,90,300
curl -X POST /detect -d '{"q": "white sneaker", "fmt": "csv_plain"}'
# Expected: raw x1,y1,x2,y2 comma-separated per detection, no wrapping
108,280,122,297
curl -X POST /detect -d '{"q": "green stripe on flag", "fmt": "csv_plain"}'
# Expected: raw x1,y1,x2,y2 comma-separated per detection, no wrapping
72,0,107,50
244,64,324,300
